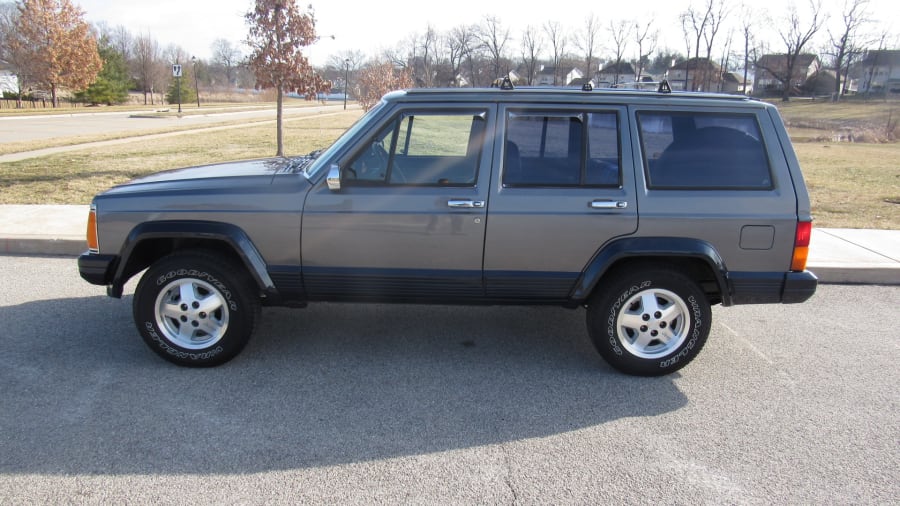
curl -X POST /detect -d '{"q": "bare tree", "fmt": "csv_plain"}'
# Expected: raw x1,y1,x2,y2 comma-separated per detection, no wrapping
451,24,486,87
245,0,329,156
133,32,163,105
827,0,869,100
680,1,712,91
755,0,826,101
574,14,600,82
520,25,543,86
445,25,468,87
701,0,729,90
543,20,567,85
608,19,632,86
634,18,658,82
419,24,440,87
477,15,511,80
740,7,757,95
211,38,242,87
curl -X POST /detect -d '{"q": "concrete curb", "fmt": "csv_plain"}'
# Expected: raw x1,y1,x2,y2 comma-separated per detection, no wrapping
1,236,86,257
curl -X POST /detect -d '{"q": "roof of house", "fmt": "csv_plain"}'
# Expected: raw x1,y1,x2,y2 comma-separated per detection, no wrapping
668,58,722,72
861,49,900,66
755,53,819,71
599,62,636,75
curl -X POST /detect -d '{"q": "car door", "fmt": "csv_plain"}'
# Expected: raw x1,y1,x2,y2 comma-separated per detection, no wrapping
483,104,638,301
301,105,495,302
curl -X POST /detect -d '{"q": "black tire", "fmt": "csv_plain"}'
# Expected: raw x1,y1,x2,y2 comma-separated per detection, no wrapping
586,267,711,376
133,250,260,367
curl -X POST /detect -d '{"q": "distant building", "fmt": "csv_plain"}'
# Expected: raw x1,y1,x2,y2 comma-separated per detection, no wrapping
595,62,636,88
0,65,18,95
666,58,723,92
857,49,900,95
535,65,582,86
754,54,820,96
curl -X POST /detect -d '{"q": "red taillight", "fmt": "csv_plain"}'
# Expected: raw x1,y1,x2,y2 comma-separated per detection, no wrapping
86,206,99,253
791,221,812,271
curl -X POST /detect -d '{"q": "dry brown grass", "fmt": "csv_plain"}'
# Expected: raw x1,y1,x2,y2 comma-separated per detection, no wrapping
793,142,899,229
0,111,361,204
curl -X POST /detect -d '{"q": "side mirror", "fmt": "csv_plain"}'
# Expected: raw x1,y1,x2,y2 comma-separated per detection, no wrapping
326,164,341,191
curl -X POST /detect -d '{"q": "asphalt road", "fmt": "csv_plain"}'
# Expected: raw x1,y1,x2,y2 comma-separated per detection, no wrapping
0,104,340,144
0,256,897,504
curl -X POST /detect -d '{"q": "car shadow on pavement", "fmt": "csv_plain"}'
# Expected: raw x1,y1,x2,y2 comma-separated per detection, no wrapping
0,296,688,475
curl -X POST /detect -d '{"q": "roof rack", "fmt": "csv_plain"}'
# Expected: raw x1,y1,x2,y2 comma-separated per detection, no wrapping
491,75,514,90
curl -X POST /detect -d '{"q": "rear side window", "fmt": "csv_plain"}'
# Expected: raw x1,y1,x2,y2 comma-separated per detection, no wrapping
346,112,485,186
637,112,772,190
504,111,621,187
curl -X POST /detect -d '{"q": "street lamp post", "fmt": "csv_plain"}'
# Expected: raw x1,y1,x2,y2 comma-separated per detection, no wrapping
192,56,200,107
343,58,350,110
175,60,182,114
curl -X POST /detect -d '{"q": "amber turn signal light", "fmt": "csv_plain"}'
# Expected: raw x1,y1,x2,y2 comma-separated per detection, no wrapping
86,205,99,253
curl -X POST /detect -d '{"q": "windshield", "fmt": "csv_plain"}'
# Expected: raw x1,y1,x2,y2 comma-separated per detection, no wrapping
303,100,388,178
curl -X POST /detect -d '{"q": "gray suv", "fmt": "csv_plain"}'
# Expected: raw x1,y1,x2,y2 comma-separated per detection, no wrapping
78,85,817,375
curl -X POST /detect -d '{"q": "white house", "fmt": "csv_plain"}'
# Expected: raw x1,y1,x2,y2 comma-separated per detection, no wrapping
0,67,18,95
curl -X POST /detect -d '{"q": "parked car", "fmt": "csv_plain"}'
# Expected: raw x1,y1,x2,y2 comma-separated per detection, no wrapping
79,84,817,375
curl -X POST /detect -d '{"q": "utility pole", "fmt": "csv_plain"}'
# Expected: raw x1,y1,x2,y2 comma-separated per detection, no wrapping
343,58,350,110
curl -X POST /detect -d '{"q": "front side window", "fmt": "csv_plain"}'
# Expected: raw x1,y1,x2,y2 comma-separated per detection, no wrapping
503,111,620,187
345,112,485,186
638,111,772,190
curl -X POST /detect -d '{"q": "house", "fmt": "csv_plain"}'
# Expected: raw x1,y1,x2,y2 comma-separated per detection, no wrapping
666,58,723,92
753,54,820,96
721,72,750,94
535,66,557,86
0,65,18,95
857,49,900,95
595,62,636,88
534,65,582,86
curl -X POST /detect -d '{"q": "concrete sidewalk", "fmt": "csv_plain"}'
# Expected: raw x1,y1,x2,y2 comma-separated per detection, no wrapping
0,204,897,285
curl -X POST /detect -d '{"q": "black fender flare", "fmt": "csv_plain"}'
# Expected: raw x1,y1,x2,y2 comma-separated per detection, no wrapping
108,220,276,298
569,236,731,305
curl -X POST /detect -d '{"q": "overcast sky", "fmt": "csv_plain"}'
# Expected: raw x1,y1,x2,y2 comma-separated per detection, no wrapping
74,0,896,67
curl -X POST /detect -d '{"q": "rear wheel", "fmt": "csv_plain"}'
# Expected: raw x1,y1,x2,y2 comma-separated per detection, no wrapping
586,267,711,376
133,251,260,367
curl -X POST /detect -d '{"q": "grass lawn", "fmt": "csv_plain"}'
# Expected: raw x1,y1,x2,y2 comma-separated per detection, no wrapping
794,141,899,229
0,111,360,205
0,102,897,230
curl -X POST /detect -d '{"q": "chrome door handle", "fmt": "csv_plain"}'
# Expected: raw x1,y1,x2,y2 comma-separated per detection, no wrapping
590,200,628,210
448,200,485,208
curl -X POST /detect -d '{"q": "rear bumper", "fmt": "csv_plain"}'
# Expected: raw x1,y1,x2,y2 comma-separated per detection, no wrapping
728,270,817,305
77,253,117,286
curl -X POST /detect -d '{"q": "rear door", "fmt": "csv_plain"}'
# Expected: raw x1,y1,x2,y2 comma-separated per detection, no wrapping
483,104,638,301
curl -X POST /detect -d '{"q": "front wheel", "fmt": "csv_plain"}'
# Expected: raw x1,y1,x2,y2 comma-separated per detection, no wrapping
133,251,260,367
586,268,711,376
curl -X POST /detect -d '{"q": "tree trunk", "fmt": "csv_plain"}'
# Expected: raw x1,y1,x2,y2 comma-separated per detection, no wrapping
276,86,284,157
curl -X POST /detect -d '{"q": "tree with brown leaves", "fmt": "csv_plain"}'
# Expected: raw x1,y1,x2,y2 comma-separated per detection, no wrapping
245,0,330,157
8,0,101,107
356,61,413,112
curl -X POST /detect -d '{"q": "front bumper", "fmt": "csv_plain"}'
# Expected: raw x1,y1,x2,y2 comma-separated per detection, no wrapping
77,252,118,286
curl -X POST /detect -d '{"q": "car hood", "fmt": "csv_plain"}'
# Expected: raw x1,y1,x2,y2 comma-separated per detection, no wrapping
124,158,290,185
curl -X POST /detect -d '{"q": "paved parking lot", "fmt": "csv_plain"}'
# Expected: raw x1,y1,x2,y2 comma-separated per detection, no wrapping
0,256,897,503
